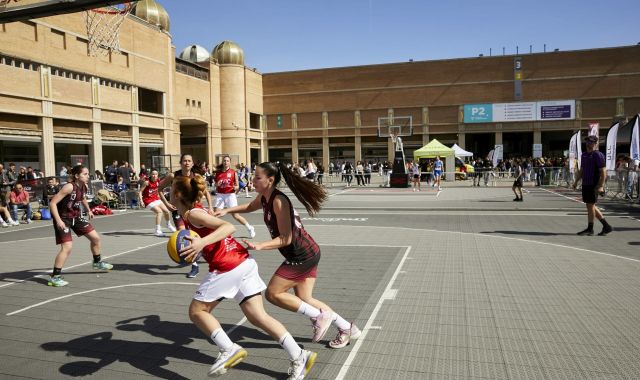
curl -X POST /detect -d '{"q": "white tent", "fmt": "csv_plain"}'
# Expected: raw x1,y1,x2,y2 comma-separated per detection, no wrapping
451,144,473,157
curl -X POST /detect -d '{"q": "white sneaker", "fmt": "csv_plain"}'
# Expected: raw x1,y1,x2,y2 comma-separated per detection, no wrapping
154,229,164,237
247,225,256,238
1,221,8,228
26,219,33,224
208,343,247,377
167,223,177,232
10,220,19,226
287,349,317,380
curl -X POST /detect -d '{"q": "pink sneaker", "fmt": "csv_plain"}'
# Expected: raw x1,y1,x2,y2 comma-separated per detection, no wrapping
310,310,333,343
329,323,362,349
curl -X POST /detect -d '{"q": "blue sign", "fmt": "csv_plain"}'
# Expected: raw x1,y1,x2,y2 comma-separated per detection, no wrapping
540,105,571,119
464,104,493,123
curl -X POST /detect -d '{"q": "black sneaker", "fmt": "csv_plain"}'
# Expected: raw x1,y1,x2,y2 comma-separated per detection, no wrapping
517,198,523,202
577,228,594,236
598,225,613,236
513,197,520,201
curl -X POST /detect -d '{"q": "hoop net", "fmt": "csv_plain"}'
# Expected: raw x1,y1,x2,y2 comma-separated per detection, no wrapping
84,2,133,56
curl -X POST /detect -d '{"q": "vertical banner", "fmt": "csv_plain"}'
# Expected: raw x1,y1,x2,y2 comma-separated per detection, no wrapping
605,122,619,171
631,115,640,162
569,133,577,173
577,130,582,170
492,144,503,168
588,122,599,150
514,57,523,101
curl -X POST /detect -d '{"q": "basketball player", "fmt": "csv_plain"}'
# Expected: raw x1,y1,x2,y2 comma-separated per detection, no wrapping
214,155,255,238
158,154,214,278
173,175,316,379
47,164,113,287
215,162,361,349
139,170,176,236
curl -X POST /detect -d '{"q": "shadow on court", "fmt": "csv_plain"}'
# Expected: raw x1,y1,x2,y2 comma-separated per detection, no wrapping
41,315,288,379
482,230,578,236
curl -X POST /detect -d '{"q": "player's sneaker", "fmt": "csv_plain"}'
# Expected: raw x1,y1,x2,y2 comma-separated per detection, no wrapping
167,223,177,232
208,343,247,377
10,220,19,226
154,228,164,237
247,225,256,238
186,264,199,278
311,310,333,342
329,323,362,349
287,349,317,380
93,261,113,270
26,219,33,224
48,275,69,287
1,221,8,228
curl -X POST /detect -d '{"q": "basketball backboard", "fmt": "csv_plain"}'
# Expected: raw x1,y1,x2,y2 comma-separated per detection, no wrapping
377,116,413,138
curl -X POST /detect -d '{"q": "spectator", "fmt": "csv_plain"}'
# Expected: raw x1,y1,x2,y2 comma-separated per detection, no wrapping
139,163,149,180
105,160,118,184
0,191,18,227
0,163,8,194
116,161,133,186
113,175,128,194
6,163,18,190
59,164,68,179
44,177,60,206
10,183,33,223
94,170,105,181
17,166,27,182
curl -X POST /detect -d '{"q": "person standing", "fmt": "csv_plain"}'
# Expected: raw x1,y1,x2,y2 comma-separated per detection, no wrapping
410,161,421,191
511,159,524,201
48,164,113,287
573,135,613,236
214,156,256,238
216,162,361,349
172,175,317,379
139,170,176,236
433,156,443,190
158,154,215,279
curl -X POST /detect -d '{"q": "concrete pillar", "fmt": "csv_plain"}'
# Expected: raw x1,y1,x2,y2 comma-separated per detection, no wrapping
291,114,298,164
458,132,466,149
39,117,55,176
131,126,140,172
219,65,247,163
91,120,103,173
322,112,329,168
354,110,361,162
533,122,542,144
422,107,429,145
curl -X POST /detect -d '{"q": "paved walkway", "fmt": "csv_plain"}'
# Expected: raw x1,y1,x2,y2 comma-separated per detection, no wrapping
0,184,639,379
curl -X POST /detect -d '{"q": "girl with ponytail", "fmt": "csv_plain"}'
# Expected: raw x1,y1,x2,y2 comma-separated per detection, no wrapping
215,162,361,349
171,174,316,379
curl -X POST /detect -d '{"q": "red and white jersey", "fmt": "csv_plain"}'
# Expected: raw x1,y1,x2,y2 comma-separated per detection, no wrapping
215,169,236,194
141,178,160,205
185,207,249,273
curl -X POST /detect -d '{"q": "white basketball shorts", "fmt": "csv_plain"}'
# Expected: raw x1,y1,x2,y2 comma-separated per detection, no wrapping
193,257,266,303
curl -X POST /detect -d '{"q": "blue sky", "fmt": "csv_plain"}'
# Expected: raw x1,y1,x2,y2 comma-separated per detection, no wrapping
163,0,639,73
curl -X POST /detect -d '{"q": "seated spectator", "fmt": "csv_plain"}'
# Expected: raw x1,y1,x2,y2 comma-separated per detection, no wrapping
94,170,105,181
0,192,18,227
43,177,60,206
113,175,128,193
10,183,33,224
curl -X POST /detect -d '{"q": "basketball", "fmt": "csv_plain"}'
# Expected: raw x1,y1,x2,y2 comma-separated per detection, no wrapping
167,229,201,264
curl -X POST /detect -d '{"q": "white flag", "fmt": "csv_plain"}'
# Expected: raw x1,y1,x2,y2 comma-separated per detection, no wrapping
631,115,640,162
605,122,619,171
492,145,503,168
576,130,582,170
569,133,577,173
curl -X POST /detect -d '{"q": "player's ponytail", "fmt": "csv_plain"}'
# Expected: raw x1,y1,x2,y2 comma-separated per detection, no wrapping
174,175,206,208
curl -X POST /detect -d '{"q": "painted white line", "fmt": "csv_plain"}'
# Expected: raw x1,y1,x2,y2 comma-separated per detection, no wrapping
335,246,411,380
307,224,640,264
0,240,166,289
539,187,584,204
227,317,247,335
0,228,156,244
0,210,139,235
6,282,197,316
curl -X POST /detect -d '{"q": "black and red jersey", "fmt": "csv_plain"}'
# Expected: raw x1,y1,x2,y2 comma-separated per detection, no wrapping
261,189,319,263
57,182,86,218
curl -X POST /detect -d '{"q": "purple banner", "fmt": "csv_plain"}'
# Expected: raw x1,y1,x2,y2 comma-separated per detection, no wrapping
540,105,571,119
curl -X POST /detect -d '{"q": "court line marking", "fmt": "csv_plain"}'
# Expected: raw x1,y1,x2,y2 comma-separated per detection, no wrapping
6,282,198,316
306,224,640,264
335,245,411,380
0,241,166,289
0,228,157,244
0,210,139,235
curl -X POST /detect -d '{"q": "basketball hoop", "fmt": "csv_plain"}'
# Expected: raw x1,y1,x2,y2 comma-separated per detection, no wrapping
84,2,134,56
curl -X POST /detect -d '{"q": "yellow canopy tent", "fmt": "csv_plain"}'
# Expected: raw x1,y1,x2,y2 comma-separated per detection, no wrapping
413,139,455,181
413,139,455,159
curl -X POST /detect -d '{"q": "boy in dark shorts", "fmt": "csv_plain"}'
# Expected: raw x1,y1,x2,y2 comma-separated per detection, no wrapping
572,135,613,236
512,159,524,201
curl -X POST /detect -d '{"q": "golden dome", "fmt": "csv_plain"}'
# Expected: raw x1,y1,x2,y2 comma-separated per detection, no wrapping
212,41,244,65
133,0,170,32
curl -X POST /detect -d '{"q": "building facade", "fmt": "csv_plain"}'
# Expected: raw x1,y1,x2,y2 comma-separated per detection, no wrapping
1,0,639,176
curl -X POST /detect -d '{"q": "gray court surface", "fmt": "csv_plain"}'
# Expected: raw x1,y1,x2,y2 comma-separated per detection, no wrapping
1,183,640,379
